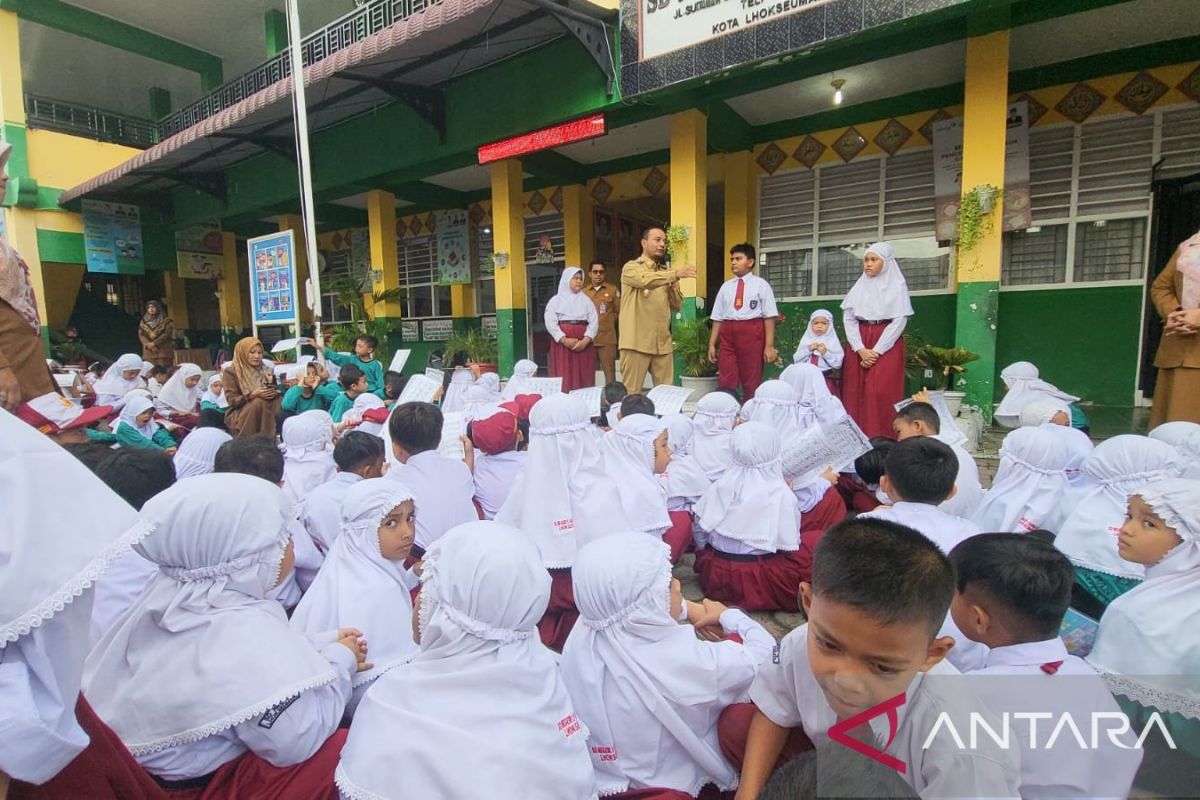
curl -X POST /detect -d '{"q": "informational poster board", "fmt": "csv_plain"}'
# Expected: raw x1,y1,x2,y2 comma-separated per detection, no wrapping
422,319,454,341
436,210,471,285
247,230,299,331
82,199,144,274
175,224,224,279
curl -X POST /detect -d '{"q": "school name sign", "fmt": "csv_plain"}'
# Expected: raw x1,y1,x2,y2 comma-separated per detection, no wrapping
640,0,829,59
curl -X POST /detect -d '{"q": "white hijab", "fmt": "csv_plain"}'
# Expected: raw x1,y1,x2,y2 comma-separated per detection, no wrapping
201,374,228,408
172,428,232,479
561,533,742,796
546,267,596,321
603,414,671,537
1041,423,1095,488
1018,398,1070,428
502,359,539,400
335,521,597,800
1088,479,1200,721
281,410,337,506
778,363,846,426
692,391,740,481
839,241,914,321
291,479,418,688
661,414,712,504
994,362,1079,429
93,353,145,400
694,422,801,552
971,427,1072,534
441,367,474,413
1055,435,1179,580
1149,423,1200,479
117,394,159,440
497,393,628,568
739,380,804,444
156,363,202,413
83,474,338,755
795,309,844,364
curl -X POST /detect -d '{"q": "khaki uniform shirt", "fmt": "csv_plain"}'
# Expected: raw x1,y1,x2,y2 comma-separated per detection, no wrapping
618,255,684,355
583,281,620,346
1152,253,1200,369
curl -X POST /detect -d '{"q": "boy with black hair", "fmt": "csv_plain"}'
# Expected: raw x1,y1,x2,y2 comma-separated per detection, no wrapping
949,533,1142,797
838,436,894,514
599,380,627,428
892,401,982,518
723,518,1020,799
300,431,386,552
281,361,336,415
616,393,655,420
383,370,407,407
708,243,779,401
328,362,367,423
315,333,385,398
213,434,285,484
386,402,477,557
759,742,918,800
195,407,228,431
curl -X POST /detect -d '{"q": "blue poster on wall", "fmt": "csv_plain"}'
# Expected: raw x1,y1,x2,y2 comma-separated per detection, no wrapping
82,199,145,274
247,230,299,327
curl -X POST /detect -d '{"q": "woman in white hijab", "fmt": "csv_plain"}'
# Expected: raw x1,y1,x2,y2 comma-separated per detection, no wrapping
154,363,203,428
693,421,803,611
994,361,1084,430
691,391,740,482
1,409,150,790
739,379,803,445
602,413,672,539
497,392,629,650
172,427,232,479
560,532,774,797
779,362,847,428
280,410,337,508
200,373,228,411
840,242,913,438
502,358,539,400
1087,479,1200,787
92,353,145,410
545,267,599,392
83,473,367,787
1055,435,1179,615
335,521,597,800
292,479,419,717
972,427,1072,534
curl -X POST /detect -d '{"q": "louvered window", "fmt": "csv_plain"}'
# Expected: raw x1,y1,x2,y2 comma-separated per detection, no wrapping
399,237,451,318
525,214,565,266
1076,115,1152,217
1159,106,1200,181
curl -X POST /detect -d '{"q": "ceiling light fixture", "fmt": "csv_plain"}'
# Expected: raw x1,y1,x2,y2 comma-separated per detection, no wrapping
831,78,845,106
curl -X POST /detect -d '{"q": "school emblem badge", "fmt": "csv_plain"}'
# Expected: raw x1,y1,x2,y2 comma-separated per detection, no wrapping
749,299,759,310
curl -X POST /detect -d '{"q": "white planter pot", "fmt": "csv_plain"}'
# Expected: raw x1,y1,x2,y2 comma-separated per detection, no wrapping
942,391,966,417
680,375,719,402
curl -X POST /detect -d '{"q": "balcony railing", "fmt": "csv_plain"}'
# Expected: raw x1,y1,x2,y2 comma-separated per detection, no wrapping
24,93,158,149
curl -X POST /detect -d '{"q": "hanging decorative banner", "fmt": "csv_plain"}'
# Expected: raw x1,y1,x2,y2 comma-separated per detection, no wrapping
82,200,144,274
436,210,471,285
1002,100,1032,233
247,230,299,327
175,224,224,279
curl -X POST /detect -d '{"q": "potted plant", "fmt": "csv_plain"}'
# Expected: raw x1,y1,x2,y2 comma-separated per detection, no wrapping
442,328,498,374
672,317,718,401
913,345,982,415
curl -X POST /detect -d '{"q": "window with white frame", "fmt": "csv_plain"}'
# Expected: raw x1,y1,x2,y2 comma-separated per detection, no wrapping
399,236,452,318
318,249,356,323
759,148,950,300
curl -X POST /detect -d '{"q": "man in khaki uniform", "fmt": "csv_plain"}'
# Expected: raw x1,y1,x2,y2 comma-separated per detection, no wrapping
618,227,697,393
583,260,620,384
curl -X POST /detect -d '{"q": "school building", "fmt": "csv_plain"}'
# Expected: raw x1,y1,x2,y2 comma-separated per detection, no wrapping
2,0,1198,418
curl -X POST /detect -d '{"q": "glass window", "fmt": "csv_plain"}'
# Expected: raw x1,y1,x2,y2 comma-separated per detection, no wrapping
761,249,812,298
477,277,496,314
817,246,862,297
1074,218,1146,282
1002,225,1068,286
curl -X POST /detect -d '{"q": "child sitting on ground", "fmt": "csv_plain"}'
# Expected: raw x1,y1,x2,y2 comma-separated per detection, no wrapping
836,436,894,513
948,532,1143,798
200,374,227,413
467,403,526,520
891,401,982,518
383,369,406,407
282,361,336,415
970,426,1073,534
599,380,627,428
301,431,386,553
328,363,367,424
603,413,673,545
113,394,177,454
994,361,1089,432
720,517,1021,800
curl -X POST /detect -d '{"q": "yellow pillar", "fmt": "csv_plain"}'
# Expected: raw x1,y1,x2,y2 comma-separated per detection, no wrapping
217,231,247,333
489,159,527,373
723,150,757,281
0,10,23,126
669,109,707,309
366,190,403,319
276,215,314,324
562,184,594,268
163,273,190,330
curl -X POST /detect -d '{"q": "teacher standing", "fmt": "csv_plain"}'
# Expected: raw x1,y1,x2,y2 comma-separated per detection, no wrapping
137,299,174,369
544,267,599,392
1149,228,1200,425
618,227,697,394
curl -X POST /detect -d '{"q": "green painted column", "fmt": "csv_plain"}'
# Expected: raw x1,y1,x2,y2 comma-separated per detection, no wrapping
672,295,700,384
148,87,171,120
496,308,527,376
954,280,999,414
264,9,288,57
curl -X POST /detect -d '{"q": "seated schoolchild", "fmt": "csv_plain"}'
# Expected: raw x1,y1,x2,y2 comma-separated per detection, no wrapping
971,426,1074,534
891,402,982,518
153,363,203,430
836,436,894,514
778,362,846,428
199,374,228,413
282,361,336,415
661,414,713,562
82,475,369,792
342,392,387,438
693,422,803,612
1019,398,1096,489
720,518,1021,800
292,479,420,719
334,521,597,800
382,370,406,408
300,431,386,553
280,410,337,509
440,364,474,413
994,361,1089,432
1148,421,1200,479
737,380,803,445
502,358,539,401
561,532,774,798
113,395,177,454
778,444,846,585
603,413,673,542
172,427,232,480
599,380,627,428
318,333,384,399
467,403,526,520
92,353,146,411
949,533,1143,798
691,391,741,482
328,363,367,425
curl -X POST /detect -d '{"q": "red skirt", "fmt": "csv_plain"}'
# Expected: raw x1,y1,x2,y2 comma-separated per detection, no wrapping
664,511,694,563
538,567,579,651
549,321,596,393
836,474,882,514
716,703,813,773
841,321,905,439
694,547,805,612
793,486,847,584
164,729,347,800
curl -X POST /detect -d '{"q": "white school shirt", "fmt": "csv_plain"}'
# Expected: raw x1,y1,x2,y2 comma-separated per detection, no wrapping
939,437,984,519
751,624,1021,799
386,450,478,551
968,638,1142,800
860,501,982,555
473,449,526,520
300,472,364,553
843,314,907,355
135,639,356,780
710,273,779,322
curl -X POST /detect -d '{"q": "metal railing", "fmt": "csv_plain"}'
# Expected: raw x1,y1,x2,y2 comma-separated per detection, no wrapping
24,93,158,149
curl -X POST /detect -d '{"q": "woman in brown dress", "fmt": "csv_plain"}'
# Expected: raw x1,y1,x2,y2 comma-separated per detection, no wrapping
221,337,281,437
137,299,174,368
1149,229,1200,426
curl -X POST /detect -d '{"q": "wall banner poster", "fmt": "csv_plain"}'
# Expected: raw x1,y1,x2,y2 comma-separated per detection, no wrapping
82,199,144,274
247,231,299,327
436,210,471,285
175,225,224,279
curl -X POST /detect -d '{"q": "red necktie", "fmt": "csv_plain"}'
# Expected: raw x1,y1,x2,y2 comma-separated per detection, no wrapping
1040,660,1063,675
733,278,744,310
809,352,820,366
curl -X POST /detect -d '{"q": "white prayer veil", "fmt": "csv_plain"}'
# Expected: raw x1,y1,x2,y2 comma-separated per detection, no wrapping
496,392,629,568
291,479,418,688
839,241,914,321
1018,398,1071,428
971,427,1072,533
1088,479,1200,720
694,421,801,552
994,362,1079,429
561,532,743,796
200,373,228,408
739,380,802,446
794,308,844,366
1149,423,1200,479
116,393,159,440
156,363,202,413
546,266,596,321
1055,435,1179,581
440,367,474,413
93,353,145,401
335,521,597,800
172,427,232,479
692,391,740,481
281,410,337,507
661,414,712,505
603,413,672,537
83,474,338,755
502,358,539,400
779,362,846,426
